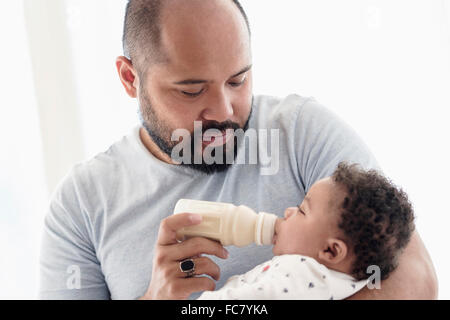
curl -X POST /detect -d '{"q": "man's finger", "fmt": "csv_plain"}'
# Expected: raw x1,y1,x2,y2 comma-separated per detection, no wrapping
176,256,221,281
157,213,202,246
166,237,229,261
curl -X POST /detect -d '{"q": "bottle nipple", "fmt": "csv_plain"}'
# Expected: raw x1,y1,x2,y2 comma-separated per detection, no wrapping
256,212,278,245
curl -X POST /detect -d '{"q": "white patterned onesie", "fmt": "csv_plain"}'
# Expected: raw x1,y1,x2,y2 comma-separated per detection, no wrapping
198,254,368,300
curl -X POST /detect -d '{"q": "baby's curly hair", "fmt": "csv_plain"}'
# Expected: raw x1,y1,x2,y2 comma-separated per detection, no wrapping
331,162,415,281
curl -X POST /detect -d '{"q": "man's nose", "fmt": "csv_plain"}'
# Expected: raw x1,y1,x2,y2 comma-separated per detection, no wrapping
201,89,234,123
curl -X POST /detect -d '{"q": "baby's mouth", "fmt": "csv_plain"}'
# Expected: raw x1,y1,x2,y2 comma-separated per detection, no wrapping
272,218,282,244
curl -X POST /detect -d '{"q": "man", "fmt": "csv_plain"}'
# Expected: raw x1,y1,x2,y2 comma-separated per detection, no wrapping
39,0,437,300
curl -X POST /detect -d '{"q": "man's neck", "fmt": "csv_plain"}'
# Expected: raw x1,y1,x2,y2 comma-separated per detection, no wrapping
139,127,177,165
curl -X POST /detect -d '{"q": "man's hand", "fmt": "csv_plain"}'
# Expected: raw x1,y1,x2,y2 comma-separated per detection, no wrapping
348,231,438,300
140,213,229,300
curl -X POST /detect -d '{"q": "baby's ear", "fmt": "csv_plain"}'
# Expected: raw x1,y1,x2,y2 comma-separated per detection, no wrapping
318,238,348,265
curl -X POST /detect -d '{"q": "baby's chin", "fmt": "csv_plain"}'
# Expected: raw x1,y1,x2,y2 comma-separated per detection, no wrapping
271,244,279,255
272,244,285,256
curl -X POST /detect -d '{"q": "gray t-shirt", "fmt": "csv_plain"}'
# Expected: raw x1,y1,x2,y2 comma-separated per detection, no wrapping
39,94,379,300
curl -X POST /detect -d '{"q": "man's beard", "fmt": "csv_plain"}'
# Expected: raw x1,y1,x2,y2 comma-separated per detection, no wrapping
138,88,253,175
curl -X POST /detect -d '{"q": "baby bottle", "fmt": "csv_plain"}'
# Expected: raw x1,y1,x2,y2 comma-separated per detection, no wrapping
173,199,278,247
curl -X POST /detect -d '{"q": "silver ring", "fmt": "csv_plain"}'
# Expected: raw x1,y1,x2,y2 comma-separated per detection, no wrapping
179,259,196,278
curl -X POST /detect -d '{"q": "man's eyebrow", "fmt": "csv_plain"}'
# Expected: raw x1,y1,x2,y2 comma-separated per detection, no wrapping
173,65,253,85
231,64,252,78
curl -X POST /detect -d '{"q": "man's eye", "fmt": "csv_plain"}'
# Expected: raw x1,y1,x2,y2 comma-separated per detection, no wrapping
229,76,247,87
181,89,204,97
297,205,306,215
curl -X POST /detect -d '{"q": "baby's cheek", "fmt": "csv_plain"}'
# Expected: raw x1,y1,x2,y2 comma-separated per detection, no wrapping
275,236,289,253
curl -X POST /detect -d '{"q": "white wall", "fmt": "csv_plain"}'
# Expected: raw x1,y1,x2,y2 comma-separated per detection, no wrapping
0,0,448,299
0,1,48,299
24,0,85,194
65,0,138,162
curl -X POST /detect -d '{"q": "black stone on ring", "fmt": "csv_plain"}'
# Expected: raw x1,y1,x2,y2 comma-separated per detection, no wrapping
180,259,195,278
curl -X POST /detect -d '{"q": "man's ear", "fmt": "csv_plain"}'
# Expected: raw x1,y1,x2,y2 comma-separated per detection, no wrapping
318,238,348,265
116,56,138,98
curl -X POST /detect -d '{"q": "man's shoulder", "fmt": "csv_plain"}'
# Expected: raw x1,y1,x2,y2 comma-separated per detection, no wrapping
252,94,328,128
253,93,314,113
73,137,132,183
51,128,140,206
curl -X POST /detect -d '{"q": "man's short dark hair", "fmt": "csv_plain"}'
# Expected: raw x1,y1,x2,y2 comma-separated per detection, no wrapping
122,0,251,74
332,162,415,280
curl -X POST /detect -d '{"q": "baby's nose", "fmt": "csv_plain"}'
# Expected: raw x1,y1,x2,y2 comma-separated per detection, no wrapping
284,207,295,218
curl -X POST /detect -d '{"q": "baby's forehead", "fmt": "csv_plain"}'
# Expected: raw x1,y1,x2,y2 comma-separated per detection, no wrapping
305,178,347,213
307,177,342,199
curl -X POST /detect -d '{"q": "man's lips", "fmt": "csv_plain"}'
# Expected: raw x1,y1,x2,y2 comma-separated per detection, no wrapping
202,130,234,147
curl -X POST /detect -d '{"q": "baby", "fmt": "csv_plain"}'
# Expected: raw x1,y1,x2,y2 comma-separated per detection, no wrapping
198,162,415,300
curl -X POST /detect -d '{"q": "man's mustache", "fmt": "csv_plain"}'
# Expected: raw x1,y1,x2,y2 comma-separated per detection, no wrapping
200,120,242,133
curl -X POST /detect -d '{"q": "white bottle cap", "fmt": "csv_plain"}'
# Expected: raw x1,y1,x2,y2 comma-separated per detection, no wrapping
256,212,278,245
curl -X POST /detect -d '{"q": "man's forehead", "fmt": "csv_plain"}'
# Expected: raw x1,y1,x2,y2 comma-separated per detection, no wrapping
157,32,251,83
156,35,251,83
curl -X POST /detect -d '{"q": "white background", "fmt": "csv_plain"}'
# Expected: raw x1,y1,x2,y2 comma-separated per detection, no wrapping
0,0,449,299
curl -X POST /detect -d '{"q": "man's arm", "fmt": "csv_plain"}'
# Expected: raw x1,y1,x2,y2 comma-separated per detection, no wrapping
348,231,438,300
39,169,110,300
